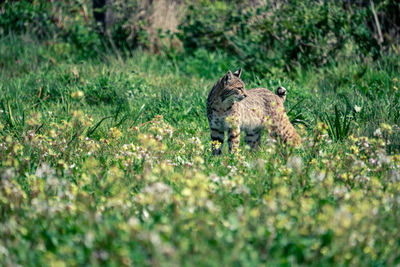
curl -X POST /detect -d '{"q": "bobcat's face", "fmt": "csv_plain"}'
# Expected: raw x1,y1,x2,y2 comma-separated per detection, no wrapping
219,68,247,103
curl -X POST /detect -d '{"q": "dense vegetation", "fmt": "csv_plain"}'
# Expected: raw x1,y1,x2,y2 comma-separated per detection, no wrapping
1,0,400,266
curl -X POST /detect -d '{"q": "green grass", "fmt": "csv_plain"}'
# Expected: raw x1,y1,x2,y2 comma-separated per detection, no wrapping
1,35,400,266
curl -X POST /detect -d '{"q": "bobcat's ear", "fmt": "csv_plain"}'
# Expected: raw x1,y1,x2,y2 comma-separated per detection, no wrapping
233,68,242,78
224,70,233,83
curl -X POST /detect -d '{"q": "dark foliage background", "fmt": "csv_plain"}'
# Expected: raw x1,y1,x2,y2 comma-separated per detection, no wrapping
1,0,399,75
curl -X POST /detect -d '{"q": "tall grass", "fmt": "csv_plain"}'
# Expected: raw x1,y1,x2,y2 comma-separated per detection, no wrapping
0,35,400,266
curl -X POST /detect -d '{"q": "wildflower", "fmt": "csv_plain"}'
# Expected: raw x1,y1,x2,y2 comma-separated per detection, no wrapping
27,112,42,127
142,209,149,219
373,128,382,137
1,168,15,179
72,67,79,80
227,165,238,175
94,250,109,260
84,231,95,248
194,156,204,165
185,161,193,167
46,176,60,190
190,136,201,145
72,110,84,120
137,182,174,210
234,185,250,195
0,244,9,257
287,156,303,172
380,123,392,135
35,163,55,178
107,166,124,179
211,140,222,150
165,128,173,138
390,169,400,182
369,158,377,165
377,150,391,165
317,121,328,132
83,158,99,176
226,115,239,130
71,90,84,99
109,127,123,139
354,105,362,112
209,173,220,183
128,217,140,228
352,160,365,170
310,170,326,182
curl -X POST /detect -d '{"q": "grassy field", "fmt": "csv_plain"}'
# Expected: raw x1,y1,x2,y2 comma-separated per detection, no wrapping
1,34,400,266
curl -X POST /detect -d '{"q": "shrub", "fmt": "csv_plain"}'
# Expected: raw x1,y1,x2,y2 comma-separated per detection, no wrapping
178,1,384,75
1,0,398,72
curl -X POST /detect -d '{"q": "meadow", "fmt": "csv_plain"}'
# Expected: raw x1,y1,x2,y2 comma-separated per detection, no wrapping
1,33,400,266
1,1,400,265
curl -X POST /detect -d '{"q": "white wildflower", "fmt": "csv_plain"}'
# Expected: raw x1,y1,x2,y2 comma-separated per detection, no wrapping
310,170,326,182
165,128,173,138
234,185,250,195
84,232,95,248
142,209,149,219
227,165,238,175
35,163,55,178
287,156,303,172
0,244,9,256
377,149,391,165
373,128,382,137
1,168,15,180
190,136,201,145
390,169,400,182
94,250,109,260
209,173,220,183
128,217,140,228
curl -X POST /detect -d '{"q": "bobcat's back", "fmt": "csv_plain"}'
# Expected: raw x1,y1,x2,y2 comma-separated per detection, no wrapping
238,88,301,145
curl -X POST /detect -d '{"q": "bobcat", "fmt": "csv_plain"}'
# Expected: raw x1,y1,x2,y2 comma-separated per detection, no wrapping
206,68,301,154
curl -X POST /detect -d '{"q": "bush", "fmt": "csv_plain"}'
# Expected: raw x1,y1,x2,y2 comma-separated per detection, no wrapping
178,0,384,75
1,0,399,73
0,0,103,57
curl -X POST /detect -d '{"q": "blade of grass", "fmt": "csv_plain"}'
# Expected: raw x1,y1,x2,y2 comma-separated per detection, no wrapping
87,115,113,137
130,104,146,128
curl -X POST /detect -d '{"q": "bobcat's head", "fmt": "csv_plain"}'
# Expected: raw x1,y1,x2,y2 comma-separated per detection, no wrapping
218,68,247,103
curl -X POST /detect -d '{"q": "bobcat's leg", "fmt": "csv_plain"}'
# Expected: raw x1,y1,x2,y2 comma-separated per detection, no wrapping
228,127,241,153
272,112,301,147
210,129,224,155
245,130,261,150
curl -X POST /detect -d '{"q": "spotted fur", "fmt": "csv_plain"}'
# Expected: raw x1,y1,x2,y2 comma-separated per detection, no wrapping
207,69,301,154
